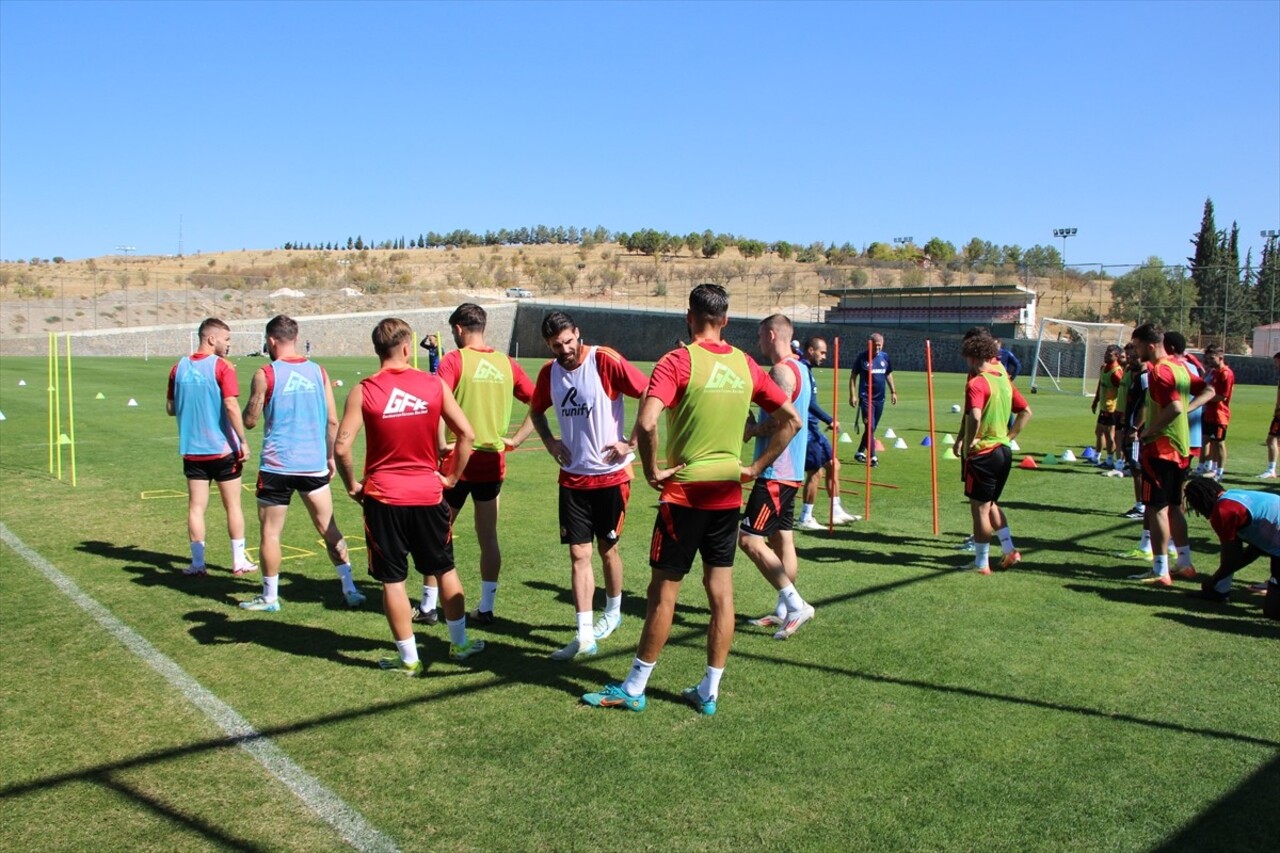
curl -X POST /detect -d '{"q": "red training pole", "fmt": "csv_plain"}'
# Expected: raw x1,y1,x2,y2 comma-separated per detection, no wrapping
864,337,873,520
829,337,840,532
926,339,939,536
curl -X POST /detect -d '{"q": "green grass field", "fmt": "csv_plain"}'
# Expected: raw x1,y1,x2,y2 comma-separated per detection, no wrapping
1,352,1277,852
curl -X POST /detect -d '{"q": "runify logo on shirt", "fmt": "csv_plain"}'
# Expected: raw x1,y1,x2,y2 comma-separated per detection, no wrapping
471,359,506,383
280,371,318,395
383,387,429,418
559,387,591,418
705,362,746,393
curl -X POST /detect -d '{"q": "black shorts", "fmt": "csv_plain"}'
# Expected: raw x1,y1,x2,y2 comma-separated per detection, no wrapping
1096,411,1121,428
560,483,630,546
183,454,243,483
805,429,833,472
256,471,330,507
1140,455,1188,512
1123,435,1140,468
740,479,797,537
1203,421,1227,442
362,497,454,584
444,479,503,510
649,503,738,576
963,445,1012,504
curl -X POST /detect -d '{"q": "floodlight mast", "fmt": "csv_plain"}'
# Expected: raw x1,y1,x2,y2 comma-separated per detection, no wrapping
1052,228,1077,269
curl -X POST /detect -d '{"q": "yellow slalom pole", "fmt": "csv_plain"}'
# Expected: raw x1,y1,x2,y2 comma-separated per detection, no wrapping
66,334,77,487
53,331,63,481
47,332,55,473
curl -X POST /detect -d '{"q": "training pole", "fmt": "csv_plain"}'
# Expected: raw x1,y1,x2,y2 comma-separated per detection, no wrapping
47,332,55,474
829,337,840,532
66,334,77,487
52,332,63,480
925,340,938,536
864,337,873,520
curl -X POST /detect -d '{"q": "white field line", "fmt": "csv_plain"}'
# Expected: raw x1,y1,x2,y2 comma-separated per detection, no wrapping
0,522,399,853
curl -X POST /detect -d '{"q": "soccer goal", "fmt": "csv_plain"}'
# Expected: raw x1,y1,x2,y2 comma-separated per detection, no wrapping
1028,317,1130,396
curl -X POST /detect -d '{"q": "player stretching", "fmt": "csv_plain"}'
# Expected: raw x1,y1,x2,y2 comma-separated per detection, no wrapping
741,315,816,639
583,284,799,715
795,336,859,529
167,317,255,577
334,318,484,674
510,311,648,660
954,333,1031,574
417,303,535,626
238,315,362,612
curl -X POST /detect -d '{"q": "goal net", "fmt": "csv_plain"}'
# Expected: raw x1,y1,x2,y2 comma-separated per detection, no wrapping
1028,317,1131,396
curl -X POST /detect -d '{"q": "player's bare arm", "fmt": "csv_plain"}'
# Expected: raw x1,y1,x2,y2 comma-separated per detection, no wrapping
323,374,339,475
1009,407,1032,442
224,394,250,461
333,385,365,502
504,411,536,451
242,368,268,430
636,394,683,490
438,384,475,489
529,409,569,466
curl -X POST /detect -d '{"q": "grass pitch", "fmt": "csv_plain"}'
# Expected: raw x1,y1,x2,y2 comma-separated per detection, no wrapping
1,353,1277,852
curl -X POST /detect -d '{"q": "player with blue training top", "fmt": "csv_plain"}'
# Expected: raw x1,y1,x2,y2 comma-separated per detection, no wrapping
849,332,898,467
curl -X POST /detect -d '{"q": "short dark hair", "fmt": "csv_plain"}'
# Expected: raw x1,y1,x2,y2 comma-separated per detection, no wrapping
541,310,576,340
1204,343,1223,358
448,303,487,331
197,317,229,338
963,325,990,341
1104,344,1122,361
962,333,998,361
759,313,793,335
265,314,298,343
1184,477,1224,518
1132,322,1163,344
372,317,413,359
804,336,827,350
1163,330,1187,354
689,283,729,321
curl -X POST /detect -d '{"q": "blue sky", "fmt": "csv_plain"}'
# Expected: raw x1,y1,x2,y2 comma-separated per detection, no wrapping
1,0,1277,268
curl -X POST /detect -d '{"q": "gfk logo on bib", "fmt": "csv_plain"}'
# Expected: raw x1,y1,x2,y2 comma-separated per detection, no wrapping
383,387,428,417
705,362,745,392
471,360,506,383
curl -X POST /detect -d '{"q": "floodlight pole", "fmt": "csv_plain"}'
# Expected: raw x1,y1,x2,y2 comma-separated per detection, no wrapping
1264,230,1278,328
1052,228,1077,269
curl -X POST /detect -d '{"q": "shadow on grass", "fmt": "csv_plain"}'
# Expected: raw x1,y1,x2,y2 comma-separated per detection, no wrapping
78,539,185,573
1062,582,1280,638
523,578,707,623
97,773,260,851
1154,753,1280,852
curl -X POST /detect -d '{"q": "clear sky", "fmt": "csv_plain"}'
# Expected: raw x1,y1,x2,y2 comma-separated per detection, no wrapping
1,0,1277,269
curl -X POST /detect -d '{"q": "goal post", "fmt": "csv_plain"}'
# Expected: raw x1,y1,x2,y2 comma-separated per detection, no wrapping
1028,317,1131,396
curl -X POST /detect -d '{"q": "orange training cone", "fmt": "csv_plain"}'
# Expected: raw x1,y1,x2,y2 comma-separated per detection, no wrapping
1019,455,1038,469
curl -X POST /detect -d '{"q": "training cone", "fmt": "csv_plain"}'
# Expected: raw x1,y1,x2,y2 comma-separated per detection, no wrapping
874,439,886,452
18,380,26,387
894,437,908,449
95,392,105,400
920,436,932,446
884,428,897,439
58,433,72,445
1061,449,1077,462
0,410,5,421
1009,439,1020,451
127,398,138,407
1082,447,1097,461
944,446,958,459
1019,455,1038,469
1043,453,1058,465
839,432,853,443
943,433,955,444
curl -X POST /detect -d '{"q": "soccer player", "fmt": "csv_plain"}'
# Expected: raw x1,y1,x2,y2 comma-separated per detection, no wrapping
238,315,362,612
1164,332,1205,474
333,317,484,674
417,303,535,626
1127,323,1214,586
1258,353,1280,479
166,317,255,577
420,333,441,374
582,284,800,716
795,336,859,529
995,337,1021,383
1090,345,1124,468
850,332,897,467
1200,344,1235,481
1184,478,1280,620
953,333,1032,574
510,311,648,660
740,314,817,639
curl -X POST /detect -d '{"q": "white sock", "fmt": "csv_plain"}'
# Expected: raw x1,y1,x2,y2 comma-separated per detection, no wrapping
478,581,498,612
621,657,655,697
1135,502,1146,513
335,562,355,594
974,542,990,569
1168,543,1178,557
697,665,724,701
263,574,279,601
604,594,622,617
995,526,1014,554
832,496,843,512
446,616,467,647
576,611,594,647
1268,464,1277,474
775,590,787,621
1175,545,1192,569
800,503,814,522
422,584,439,612
230,538,246,565
395,637,418,665
1138,530,1152,552
1153,555,1169,578
190,540,206,566
779,583,805,613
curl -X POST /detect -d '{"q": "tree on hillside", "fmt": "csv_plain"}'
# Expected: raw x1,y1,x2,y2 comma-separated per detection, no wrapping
772,240,793,261
923,237,956,266
1188,197,1219,336
1107,257,1196,330
1257,232,1280,328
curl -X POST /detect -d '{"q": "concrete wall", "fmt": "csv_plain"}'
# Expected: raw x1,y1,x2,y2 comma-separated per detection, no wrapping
0,304,517,359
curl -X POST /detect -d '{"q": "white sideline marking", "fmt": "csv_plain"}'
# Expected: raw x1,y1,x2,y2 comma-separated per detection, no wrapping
0,522,399,853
